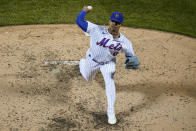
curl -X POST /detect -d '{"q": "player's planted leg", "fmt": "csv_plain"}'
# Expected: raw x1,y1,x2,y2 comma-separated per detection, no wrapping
100,62,117,124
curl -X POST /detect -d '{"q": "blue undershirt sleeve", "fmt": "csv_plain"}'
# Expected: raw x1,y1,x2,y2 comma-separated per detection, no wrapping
76,11,88,32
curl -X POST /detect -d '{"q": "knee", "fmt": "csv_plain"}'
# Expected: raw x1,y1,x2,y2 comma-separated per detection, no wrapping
79,69,89,81
79,69,92,82
111,72,115,79
103,72,115,80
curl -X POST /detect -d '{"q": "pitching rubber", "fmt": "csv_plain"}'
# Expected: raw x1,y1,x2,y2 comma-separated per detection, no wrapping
44,60,79,65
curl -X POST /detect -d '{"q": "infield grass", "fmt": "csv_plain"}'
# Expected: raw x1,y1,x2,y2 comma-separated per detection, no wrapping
0,0,196,37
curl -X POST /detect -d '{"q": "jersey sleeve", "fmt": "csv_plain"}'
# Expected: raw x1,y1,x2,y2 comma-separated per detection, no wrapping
76,11,88,32
76,10,98,33
122,37,135,57
86,21,98,34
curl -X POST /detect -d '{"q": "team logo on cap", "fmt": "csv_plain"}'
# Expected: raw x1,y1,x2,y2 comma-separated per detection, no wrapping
115,14,119,18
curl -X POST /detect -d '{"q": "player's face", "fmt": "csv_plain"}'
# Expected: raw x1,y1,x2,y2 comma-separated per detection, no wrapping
109,20,121,32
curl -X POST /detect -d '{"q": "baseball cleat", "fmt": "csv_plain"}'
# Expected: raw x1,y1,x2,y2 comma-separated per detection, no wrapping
107,114,117,124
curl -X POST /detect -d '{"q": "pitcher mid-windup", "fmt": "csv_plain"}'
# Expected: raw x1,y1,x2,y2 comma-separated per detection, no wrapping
76,5,140,125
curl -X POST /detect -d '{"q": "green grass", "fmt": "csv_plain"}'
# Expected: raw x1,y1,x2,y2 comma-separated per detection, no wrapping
0,0,196,37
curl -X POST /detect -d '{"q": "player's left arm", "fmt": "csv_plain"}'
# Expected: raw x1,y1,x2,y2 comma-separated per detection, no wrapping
122,38,140,69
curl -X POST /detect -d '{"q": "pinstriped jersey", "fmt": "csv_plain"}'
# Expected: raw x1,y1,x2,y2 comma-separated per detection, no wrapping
86,21,135,62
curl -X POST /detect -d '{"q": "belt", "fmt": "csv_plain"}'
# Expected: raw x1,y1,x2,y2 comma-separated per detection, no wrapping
92,59,109,65
88,54,110,65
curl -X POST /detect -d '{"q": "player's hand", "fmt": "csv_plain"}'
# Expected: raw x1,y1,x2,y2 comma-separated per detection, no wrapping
83,6,93,13
125,56,140,69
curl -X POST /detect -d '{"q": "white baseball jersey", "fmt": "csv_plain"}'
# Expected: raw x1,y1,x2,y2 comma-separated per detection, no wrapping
79,20,136,116
86,21,135,63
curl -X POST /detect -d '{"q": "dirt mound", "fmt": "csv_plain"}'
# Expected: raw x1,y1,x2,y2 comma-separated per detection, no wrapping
0,24,196,130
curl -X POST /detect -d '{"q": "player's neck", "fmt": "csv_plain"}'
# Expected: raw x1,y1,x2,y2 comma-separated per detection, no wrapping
108,28,120,39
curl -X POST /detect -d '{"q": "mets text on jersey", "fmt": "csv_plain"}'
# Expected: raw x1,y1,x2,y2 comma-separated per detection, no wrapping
96,38,122,56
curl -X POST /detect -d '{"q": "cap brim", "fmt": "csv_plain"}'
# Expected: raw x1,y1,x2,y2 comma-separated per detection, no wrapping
110,18,122,24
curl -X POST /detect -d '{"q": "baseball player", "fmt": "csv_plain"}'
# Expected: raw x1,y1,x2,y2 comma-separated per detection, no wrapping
76,6,140,124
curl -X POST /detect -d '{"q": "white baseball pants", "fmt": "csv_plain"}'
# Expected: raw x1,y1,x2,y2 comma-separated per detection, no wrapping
79,54,116,115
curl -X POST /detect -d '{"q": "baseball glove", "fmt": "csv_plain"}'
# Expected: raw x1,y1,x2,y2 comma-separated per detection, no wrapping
125,56,140,69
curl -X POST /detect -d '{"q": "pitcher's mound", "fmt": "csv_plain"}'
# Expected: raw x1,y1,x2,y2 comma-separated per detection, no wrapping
0,24,196,130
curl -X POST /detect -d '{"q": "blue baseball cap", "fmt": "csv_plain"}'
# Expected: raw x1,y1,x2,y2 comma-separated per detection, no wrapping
110,12,123,24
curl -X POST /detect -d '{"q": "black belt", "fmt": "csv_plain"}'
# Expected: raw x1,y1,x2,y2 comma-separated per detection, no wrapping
89,54,110,65
92,59,110,65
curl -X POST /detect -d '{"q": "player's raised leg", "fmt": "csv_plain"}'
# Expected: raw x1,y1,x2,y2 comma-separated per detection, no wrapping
100,61,117,124
79,56,99,81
